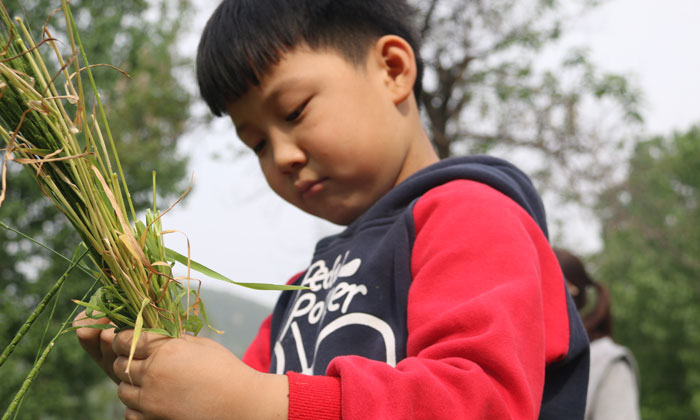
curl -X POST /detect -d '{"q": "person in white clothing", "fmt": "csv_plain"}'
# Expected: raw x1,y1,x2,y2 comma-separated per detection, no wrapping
555,248,641,420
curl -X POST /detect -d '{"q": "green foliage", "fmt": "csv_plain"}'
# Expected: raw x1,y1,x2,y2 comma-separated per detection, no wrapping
594,125,700,419
0,0,192,418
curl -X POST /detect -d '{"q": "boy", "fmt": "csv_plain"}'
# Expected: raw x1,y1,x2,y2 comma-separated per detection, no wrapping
75,0,589,419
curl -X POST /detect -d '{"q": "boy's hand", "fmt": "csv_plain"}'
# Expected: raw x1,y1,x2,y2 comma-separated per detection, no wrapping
112,330,289,420
73,310,119,383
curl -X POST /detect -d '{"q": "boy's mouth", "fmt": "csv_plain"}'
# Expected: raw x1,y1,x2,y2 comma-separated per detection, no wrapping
295,178,327,199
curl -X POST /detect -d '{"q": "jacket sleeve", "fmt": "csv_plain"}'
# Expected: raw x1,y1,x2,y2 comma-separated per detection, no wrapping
283,180,572,420
241,314,273,373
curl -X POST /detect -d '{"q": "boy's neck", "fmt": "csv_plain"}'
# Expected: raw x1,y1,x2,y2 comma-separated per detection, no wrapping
392,97,440,188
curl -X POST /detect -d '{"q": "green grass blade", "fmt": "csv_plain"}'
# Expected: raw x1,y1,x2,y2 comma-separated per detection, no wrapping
62,0,137,222
0,222,97,279
165,247,308,291
125,297,150,384
72,297,135,328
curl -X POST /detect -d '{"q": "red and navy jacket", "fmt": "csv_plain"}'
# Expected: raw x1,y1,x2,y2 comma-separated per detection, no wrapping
243,156,589,420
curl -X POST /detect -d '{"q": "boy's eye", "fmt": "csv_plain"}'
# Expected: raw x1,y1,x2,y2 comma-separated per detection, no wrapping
284,101,308,122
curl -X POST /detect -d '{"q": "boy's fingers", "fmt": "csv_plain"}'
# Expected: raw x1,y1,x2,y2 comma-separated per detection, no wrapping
117,382,144,415
100,327,117,363
72,310,91,327
74,311,109,360
123,406,145,420
73,309,110,326
113,356,144,386
101,326,116,347
73,310,111,337
113,329,169,359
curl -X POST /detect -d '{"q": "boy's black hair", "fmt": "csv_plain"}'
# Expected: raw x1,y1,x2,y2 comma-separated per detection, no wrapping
197,0,424,117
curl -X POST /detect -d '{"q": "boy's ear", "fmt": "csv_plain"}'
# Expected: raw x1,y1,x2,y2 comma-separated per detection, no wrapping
373,35,417,105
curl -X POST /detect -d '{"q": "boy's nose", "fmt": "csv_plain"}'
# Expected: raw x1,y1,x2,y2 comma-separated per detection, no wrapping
271,132,306,174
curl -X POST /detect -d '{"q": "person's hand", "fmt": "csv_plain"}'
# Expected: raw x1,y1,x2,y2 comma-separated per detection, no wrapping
112,330,289,420
73,310,119,383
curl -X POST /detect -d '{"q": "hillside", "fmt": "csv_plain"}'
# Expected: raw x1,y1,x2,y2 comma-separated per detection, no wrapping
197,287,274,357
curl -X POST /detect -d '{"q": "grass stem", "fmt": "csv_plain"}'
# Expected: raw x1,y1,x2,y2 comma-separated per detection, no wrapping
0,248,88,368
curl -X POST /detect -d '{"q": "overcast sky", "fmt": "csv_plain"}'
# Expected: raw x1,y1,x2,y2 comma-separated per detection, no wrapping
165,0,700,307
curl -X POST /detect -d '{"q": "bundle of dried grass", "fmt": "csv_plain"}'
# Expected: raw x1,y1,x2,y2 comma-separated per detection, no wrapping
0,2,300,416
1,0,203,340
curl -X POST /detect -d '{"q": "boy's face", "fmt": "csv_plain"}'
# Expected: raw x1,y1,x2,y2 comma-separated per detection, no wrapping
226,42,431,225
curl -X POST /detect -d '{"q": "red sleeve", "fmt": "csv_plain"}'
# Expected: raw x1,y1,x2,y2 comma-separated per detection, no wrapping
285,180,571,420
241,314,273,373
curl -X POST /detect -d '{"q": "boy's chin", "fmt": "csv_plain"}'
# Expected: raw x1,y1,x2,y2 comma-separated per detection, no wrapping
316,212,356,227
306,206,363,227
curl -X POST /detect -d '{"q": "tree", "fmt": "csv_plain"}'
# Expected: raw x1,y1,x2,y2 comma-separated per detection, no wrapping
594,126,700,419
0,1,193,418
411,0,642,207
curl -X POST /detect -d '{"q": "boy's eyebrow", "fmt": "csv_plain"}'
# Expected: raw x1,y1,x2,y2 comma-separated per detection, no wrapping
263,75,307,104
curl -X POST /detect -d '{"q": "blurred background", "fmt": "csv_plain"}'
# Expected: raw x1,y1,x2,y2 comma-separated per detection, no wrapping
1,0,698,418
